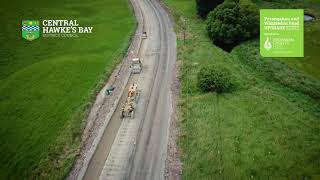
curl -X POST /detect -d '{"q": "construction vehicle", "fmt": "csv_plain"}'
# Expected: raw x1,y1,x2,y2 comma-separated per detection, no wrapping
131,58,142,74
142,31,147,39
120,83,141,118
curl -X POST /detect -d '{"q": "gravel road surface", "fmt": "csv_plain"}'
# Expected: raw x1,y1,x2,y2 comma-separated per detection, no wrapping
79,0,176,179
127,0,176,179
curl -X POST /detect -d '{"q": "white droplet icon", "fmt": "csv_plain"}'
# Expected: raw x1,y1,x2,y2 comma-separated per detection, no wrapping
264,37,272,51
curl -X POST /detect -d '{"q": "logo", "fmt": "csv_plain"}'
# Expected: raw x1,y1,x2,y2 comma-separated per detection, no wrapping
22,20,40,41
264,37,272,50
21,19,93,41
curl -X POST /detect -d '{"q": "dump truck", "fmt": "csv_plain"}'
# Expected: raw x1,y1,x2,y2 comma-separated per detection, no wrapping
120,83,141,118
131,58,142,74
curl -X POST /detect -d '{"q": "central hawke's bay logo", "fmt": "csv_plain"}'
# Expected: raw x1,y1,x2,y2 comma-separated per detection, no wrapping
22,20,40,41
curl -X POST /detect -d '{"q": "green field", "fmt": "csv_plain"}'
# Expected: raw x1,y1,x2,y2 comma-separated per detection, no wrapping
165,0,320,179
0,0,134,179
289,21,320,79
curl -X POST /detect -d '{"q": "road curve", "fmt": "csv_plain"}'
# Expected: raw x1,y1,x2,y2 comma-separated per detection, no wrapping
81,0,176,179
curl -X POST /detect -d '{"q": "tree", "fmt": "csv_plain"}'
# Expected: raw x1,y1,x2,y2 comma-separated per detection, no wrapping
206,0,259,51
196,0,225,19
197,64,232,93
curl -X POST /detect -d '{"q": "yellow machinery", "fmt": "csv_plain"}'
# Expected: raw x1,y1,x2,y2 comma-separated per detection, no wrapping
120,83,141,118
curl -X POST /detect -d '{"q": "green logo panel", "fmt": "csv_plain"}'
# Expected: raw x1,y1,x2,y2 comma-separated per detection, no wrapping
22,20,40,41
260,9,304,57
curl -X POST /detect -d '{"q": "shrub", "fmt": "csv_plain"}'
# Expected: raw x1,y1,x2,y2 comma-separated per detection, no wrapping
206,0,259,51
197,64,232,93
196,0,225,19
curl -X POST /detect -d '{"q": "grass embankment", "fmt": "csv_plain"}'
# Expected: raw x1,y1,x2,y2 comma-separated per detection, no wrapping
164,0,320,179
0,0,135,178
253,0,320,80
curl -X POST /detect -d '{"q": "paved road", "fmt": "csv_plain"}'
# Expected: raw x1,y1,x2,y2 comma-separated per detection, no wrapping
82,0,176,179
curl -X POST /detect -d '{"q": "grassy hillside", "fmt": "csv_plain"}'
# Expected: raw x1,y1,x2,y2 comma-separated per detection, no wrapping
0,0,135,178
164,0,320,179
253,0,320,80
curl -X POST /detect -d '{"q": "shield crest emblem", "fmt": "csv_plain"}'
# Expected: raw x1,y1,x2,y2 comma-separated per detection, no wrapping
22,20,40,41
